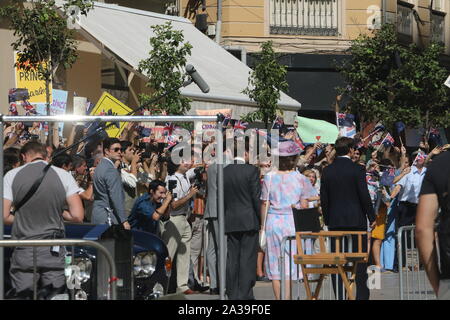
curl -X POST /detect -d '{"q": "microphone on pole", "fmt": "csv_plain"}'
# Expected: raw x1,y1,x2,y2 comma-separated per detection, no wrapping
185,64,210,93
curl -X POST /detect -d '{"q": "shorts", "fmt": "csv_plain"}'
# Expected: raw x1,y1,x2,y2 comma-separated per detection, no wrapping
371,205,387,240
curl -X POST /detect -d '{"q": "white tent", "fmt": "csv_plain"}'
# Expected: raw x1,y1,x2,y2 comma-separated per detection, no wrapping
72,2,302,122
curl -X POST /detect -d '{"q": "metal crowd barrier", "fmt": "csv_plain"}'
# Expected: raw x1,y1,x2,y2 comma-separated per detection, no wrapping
397,225,435,300
0,239,117,300
279,234,355,300
0,114,226,300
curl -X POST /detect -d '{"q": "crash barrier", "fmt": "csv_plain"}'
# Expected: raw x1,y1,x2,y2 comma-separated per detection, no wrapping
0,239,117,300
280,233,359,300
397,225,435,300
0,114,225,300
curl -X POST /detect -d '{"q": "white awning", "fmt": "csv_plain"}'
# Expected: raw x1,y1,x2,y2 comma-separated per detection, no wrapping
73,2,302,115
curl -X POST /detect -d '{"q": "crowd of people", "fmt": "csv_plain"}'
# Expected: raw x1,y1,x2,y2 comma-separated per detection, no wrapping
2,117,450,300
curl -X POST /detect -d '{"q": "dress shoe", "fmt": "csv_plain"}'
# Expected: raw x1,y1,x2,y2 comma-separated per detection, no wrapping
209,288,220,295
193,284,210,293
256,275,270,282
183,289,198,295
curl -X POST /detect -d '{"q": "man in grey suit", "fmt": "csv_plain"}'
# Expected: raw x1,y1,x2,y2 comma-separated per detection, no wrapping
224,138,261,300
92,137,130,229
204,139,233,295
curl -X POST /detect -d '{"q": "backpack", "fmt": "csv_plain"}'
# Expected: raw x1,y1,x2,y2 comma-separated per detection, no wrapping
437,172,450,279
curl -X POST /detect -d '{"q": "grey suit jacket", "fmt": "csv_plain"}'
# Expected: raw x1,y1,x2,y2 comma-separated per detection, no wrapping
92,158,126,224
204,158,230,219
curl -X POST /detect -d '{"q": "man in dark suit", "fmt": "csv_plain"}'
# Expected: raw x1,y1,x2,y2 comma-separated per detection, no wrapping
320,137,375,300
224,138,261,300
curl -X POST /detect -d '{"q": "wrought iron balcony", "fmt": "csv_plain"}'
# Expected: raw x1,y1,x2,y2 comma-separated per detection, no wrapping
270,0,339,36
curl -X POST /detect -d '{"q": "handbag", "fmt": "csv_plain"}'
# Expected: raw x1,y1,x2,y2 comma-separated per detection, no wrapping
259,172,273,251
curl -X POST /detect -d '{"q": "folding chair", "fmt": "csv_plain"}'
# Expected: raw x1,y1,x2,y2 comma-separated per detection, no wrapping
293,231,369,300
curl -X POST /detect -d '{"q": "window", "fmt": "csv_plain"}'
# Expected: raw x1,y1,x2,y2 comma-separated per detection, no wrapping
432,0,443,11
270,0,339,36
397,1,414,38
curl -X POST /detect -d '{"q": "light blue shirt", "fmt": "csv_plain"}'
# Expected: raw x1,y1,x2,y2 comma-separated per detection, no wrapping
396,166,427,204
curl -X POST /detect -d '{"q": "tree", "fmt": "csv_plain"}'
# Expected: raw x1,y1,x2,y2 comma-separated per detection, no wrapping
242,41,288,128
338,23,450,130
138,22,193,115
0,0,93,144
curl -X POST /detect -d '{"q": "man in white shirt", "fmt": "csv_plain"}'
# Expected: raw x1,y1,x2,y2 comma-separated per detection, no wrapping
162,157,199,294
120,141,141,217
3,141,84,298
396,150,427,268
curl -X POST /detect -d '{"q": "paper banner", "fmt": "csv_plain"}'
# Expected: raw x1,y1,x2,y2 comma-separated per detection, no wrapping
14,52,51,104
90,92,133,138
296,116,339,144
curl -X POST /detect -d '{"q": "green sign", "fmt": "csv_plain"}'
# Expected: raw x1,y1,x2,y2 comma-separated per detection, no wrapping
296,116,339,144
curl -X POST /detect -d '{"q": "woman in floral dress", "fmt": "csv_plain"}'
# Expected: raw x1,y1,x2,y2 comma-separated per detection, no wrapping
261,140,317,300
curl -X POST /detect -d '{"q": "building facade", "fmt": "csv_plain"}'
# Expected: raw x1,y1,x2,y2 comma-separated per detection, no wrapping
181,0,450,120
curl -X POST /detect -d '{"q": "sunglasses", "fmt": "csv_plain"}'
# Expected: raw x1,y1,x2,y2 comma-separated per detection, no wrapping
111,147,122,153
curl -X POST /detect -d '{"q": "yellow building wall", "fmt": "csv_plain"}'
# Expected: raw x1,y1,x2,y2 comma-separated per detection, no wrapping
180,0,443,54
0,28,16,115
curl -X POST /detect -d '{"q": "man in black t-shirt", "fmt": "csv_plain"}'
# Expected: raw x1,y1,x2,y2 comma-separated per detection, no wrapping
417,150,450,300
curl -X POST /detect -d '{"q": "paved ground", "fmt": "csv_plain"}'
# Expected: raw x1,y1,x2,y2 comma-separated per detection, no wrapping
175,269,435,300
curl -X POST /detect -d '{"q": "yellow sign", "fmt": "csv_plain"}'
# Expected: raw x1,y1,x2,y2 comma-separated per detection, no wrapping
90,92,133,138
14,52,52,104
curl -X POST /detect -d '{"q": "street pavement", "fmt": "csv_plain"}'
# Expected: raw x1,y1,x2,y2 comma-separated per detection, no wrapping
179,270,436,300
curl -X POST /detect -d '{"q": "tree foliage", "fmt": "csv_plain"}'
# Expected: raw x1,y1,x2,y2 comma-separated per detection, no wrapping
338,24,450,130
0,0,93,108
138,22,193,115
242,41,288,128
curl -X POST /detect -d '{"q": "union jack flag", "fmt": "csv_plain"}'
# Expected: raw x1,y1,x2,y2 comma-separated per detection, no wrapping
429,127,442,146
381,133,395,147
337,112,356,138
22,100,37,115
380,167,396,187
336,112,355,128
234,120,248,130
413,151,427,165
339,126,357,138
272,116,284,130
8,102,18,116
166,135,178,147
164,122,175,135
293,135,305,151
256,129,267,137
356,139,365,149
367,122,385,138
222,115,232,127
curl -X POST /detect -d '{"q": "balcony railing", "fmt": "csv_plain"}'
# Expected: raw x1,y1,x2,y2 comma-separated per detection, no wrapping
431,11,445,44
270,0,339,36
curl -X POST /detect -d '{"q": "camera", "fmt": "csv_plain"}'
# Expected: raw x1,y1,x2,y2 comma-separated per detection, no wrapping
193,166,206,189
168,179,177,199
140,152,152,159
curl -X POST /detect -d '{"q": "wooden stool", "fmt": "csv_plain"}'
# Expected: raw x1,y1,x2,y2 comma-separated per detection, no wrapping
293,231,369,300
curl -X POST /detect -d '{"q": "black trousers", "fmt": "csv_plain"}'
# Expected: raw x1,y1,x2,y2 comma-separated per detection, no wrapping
329,227,369,300
226,231,258,300
396,202,418,268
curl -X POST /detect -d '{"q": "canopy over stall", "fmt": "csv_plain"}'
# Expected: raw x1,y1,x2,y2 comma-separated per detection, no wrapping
70,1,302,122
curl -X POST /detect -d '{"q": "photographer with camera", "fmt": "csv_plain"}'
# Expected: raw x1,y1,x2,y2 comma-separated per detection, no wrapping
188,150,209,293
127,180,173,235
161,155,200,295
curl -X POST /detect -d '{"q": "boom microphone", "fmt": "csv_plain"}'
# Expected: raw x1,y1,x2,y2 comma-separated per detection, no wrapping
185,64,210,93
